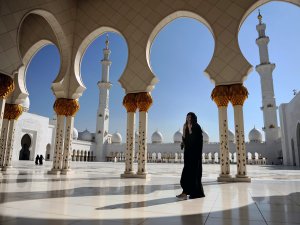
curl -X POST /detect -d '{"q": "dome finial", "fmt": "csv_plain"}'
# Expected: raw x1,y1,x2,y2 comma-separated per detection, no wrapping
258,9,262,24
105,33,109,49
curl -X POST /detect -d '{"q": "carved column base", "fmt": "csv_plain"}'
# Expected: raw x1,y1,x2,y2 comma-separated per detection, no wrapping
121,173,150,179
217,174,233,182
61,169,73,175
1,165,13,172
120,172,137,178
47,169,61,175
234,175,251,182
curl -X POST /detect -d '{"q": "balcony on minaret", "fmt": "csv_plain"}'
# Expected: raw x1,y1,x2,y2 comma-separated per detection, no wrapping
97,81,112,89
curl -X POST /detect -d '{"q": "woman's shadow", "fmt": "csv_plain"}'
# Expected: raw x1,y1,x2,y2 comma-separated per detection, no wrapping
96,197,176,210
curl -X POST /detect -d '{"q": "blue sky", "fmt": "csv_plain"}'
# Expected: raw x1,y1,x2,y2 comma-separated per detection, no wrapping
26,2,300,143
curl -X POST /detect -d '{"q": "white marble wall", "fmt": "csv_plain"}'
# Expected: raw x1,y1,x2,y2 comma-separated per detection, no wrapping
279,92,300,166
13,112,55,161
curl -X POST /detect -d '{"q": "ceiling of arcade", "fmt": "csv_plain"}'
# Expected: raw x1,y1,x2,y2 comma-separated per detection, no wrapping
0,0,299,96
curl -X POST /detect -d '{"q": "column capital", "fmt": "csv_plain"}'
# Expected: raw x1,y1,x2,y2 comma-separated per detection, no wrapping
229,84,248,106
211,85,230,107
4,103,23,120
136,92,152,112
123,93,137,112
0,74,15,99
53,98,80,116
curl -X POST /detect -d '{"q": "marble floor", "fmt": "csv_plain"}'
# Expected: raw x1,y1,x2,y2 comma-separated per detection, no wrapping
0,161,299,225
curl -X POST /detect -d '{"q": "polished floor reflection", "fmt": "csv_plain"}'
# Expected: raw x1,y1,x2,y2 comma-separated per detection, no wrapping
0,161,299,225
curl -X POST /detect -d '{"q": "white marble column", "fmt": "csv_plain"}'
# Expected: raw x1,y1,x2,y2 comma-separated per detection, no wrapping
61,116,74,174
229,84,251,182
0,119,9,168
2,120,17,170
0,74,15,140
135,92,152,179
233,105,251,182
211,85,232,182
121,112,136,178
121,93,137,178
48,115,65,174
137,111,148,177
217,106,232,181
0,99,6,137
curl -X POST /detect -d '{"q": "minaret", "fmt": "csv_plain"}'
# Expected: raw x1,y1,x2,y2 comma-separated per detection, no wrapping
95,34,112,161
255,11,280,143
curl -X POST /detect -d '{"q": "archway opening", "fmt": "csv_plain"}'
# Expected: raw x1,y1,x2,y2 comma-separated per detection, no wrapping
297,123,300,166
291,139,296,166
25,44,60,117
149,17,215,144
46,144,51,161
19,134,31,160
76,31,128,145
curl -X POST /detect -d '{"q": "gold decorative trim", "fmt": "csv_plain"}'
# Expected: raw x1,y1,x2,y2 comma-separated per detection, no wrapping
4,104,23,120
53,98,80,116
136,92,153,112
123,93,137,112
0,74,15,99
211,85,230,107
229,84,248,106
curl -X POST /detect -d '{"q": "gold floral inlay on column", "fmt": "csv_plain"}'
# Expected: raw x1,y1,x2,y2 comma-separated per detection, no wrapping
211,85,230,107
136,92,152,112
229,84,248,106
123,93,137,112
4,104,23,120
0,74,15,99
53,98,80,116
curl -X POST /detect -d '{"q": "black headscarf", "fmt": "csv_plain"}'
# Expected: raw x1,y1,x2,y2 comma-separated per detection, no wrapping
186,112,197,126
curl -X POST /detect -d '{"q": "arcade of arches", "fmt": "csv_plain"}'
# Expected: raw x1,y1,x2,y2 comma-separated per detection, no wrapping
1,0,300,182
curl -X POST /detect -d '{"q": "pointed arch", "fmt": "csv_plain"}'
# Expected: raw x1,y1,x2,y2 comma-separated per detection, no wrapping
146,10,215,83
74,26,128,94
17,10,68,87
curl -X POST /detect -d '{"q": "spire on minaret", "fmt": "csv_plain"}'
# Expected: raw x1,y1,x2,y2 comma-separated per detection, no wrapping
103,33,111,61
258,9,262,24
255,13,280,143
105,34,109,49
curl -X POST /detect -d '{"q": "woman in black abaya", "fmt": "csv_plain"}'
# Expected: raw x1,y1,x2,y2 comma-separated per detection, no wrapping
176,112,205,200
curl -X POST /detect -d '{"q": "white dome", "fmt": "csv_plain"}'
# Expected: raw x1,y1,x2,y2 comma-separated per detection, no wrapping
73,128,78,140
112,132,122,143
21,97,30,112
202,129,209,143
151,131,163,144
80,129,93,141
249,127,262,143
173,129,183,143
228,129,235,143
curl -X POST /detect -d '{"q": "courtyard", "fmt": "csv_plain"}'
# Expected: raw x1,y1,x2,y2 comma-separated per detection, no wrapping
0,162,299,225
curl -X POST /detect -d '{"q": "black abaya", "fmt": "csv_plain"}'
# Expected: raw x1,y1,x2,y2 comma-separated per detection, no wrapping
180,123,205,198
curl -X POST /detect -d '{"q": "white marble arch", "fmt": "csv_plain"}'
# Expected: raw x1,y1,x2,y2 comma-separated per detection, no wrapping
146,10,215,84
74,26,127,95
16,9,71,99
